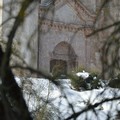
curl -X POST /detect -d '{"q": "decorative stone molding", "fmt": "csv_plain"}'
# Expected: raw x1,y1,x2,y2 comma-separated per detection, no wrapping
68,0,95,22
39,0,95,38
84,28,93,36
40,19,93,36
39,0,96,23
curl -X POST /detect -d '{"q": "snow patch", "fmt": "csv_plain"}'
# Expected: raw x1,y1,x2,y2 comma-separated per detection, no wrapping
76,71,89,79
15,77,120,120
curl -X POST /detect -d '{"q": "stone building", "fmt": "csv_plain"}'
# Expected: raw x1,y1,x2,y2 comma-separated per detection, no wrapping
38,0,101,74
2,0,119,75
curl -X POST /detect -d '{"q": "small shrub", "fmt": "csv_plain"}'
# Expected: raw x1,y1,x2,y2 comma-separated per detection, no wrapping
68,74,87,90
69,71,103,91
109,74,120,88
73,66,86,73
52,64,66,78
86,73,103,89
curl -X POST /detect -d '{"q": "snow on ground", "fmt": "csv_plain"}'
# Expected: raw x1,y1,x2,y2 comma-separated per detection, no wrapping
16,76,120,120
76,71,89,79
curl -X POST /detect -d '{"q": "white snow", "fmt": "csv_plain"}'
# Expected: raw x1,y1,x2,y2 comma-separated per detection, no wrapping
16,76,120,120
76,71,89,79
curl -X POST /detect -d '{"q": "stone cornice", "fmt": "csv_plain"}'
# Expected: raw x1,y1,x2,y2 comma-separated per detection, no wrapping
40,19,93,36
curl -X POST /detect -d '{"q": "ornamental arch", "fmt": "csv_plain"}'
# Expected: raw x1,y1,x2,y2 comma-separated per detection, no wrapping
50,41,77,74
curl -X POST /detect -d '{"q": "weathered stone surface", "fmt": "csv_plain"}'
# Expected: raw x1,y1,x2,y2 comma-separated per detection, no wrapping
2,0,39,69
38,0,101,73
3,0,119,75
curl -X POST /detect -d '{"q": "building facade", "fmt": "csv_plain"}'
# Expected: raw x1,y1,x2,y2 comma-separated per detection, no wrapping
2,0,119,75
38,0,101,74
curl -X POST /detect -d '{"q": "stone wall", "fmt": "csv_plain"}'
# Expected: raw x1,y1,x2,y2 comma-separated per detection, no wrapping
38,0,100,73
0,0,2,39
2,0,39,70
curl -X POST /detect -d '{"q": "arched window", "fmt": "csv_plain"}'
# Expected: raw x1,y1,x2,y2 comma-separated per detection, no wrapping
50,42,77,73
